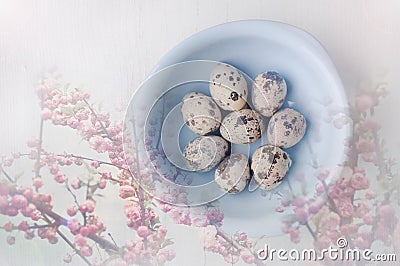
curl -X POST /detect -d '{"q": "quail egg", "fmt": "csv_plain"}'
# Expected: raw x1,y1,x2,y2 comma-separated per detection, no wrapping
251,144,291,190
181,92,222,135
215,153,250,194
267,108,307,148
209,63,248,111
183,135,229,172
252,71,287,117
220,109,264,144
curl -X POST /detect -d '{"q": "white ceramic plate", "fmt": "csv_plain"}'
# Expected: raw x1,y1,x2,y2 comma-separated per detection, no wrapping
126,20,350,237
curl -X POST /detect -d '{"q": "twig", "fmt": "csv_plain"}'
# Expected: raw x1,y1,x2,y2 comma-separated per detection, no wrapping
28,223,58,229
83,99,110,139
0,166,15,183
305,222,317,240
65,153,129,171
35,118,44,179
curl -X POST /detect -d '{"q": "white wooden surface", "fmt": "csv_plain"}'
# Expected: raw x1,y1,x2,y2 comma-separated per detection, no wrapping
1,1,400,265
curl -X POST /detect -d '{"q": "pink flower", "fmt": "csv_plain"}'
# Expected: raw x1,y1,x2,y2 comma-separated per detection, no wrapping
241,254,255,264
67,219,81,233
32,178,43,189
41,108,52,120
356,139,373,153
355,201,371,218
30,210,42,221
17,221,29,231
11,195,28,209
157,226,168,239
315,234,331,250
361,152,377,163
351,171,370,190
290,229,301,243
7,236,15,245
54,172,66,183
157,254,167,265
89,135,111,153
24,230,35,240
365,189,376,200
101,172,111,179
7,207,19,216
294,207,309,224
119,186,135,199
364,117,381,130
74,234,87,247
340,224,358,236
292,196,307,207
123,251,136,264
377,204,397,227
136,226,149,238
308,197,325,214
80,226,91,237
79,245,92,257
4,222,14,232
224,254,239,264
206,207,224,226
165,249,175,261
27,138,39,148
63,254,72,263
79,200,95,213
161,203,172,212
3,157,14,167
70,178,81,190
0,196,8,210
97,178,107,189
336,199,354,218
342,186,355,196
333,116,349,129
315,183,325,193
353,236,370,249
90,161,100,168
356,92,377,112
319,211,340,230
67,205,77,216
315,168,329,181
0,183,9,196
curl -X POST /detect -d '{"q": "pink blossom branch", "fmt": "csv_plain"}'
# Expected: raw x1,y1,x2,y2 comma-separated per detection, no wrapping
56,228,92,266
82,98,111,140
130,116,148,251
65,153,129,172
215,227,264,266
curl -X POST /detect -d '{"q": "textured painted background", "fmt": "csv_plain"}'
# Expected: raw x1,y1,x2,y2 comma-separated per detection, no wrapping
1,0,399,265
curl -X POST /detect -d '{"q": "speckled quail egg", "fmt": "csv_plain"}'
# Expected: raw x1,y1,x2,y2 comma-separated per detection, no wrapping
252,71,287,117
181,92,222,135
215,153,250,194
183,135,229,172
209,63,248,111
251,144,291,190
220,109,264,144
267,108,307,148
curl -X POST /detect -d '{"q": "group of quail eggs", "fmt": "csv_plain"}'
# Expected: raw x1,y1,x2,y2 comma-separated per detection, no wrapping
181,63,307,194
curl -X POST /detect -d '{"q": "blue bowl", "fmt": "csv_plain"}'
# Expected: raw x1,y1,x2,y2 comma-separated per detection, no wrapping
126,20,350,237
